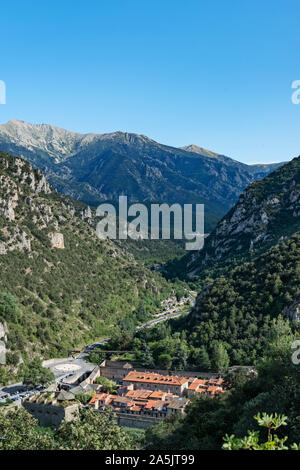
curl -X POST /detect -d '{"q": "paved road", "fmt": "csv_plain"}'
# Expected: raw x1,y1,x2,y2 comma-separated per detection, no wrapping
79,296,195,357
2,293,196,397
136,308,190,330
45,306,189,378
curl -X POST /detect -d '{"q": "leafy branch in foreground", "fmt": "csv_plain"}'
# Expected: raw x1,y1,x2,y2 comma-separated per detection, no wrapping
222,413,300,450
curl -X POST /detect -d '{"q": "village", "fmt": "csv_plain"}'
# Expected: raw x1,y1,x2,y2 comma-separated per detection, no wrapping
22,359,225,429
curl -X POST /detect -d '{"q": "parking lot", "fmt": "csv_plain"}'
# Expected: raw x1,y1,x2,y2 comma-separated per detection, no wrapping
0,384,43,406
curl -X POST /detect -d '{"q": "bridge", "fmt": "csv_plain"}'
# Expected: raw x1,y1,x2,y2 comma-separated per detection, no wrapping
48,341,134,357
69,349,135,354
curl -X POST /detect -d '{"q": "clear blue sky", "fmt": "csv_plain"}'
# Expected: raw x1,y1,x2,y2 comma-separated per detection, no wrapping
1,0,300,163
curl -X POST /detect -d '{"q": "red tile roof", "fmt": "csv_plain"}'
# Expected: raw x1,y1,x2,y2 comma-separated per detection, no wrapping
90,392,187,413
188,379,209,390
144,400,162,409
131,405,142,412
89,393,110,405
188,382,199,391
124,371,188,386
207,385,224,396
208,378,224,385
149,391,167,399
126,389,152,399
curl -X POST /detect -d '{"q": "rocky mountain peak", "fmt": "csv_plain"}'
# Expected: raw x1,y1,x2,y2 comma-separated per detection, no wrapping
180,144,220,158
0,119,98,162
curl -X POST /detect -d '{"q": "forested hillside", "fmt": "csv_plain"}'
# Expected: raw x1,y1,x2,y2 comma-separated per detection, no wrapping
0,151,170,371
121,233,300,371
187,233,300,365
185,156,300,281
144,319,300,450
104,157,300,370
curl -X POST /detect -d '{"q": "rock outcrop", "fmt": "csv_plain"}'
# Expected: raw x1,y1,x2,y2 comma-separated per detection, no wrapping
49,232,65,249
0,321,8,365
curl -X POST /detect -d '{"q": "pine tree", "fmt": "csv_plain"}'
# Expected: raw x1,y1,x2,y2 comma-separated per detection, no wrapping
197,346,211,371
211,342,229,373
140,342,155,368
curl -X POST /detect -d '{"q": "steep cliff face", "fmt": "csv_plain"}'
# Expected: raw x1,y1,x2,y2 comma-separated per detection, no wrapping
48,232,65,249
187,156,300,277
0,321,8,365
0,151,170,360
0,155,52,254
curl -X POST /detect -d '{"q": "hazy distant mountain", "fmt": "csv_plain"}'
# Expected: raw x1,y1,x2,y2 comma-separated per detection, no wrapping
181,143,284,174
0,120,284,230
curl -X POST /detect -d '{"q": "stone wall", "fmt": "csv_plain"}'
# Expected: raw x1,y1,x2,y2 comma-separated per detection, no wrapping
117,415,161,429
96,409,162,429
23,401,78,428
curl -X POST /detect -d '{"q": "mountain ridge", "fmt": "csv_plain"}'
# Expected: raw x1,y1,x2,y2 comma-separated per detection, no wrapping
0,120,285,231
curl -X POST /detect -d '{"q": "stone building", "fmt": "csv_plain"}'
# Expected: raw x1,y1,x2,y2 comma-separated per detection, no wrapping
99,359,217,382
186,377,224,397
99,360,134,382
88,391,189,429
22,390,79,427
123,371,189,396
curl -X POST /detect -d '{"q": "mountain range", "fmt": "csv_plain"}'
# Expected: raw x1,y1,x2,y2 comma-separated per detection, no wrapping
0,120,284,231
